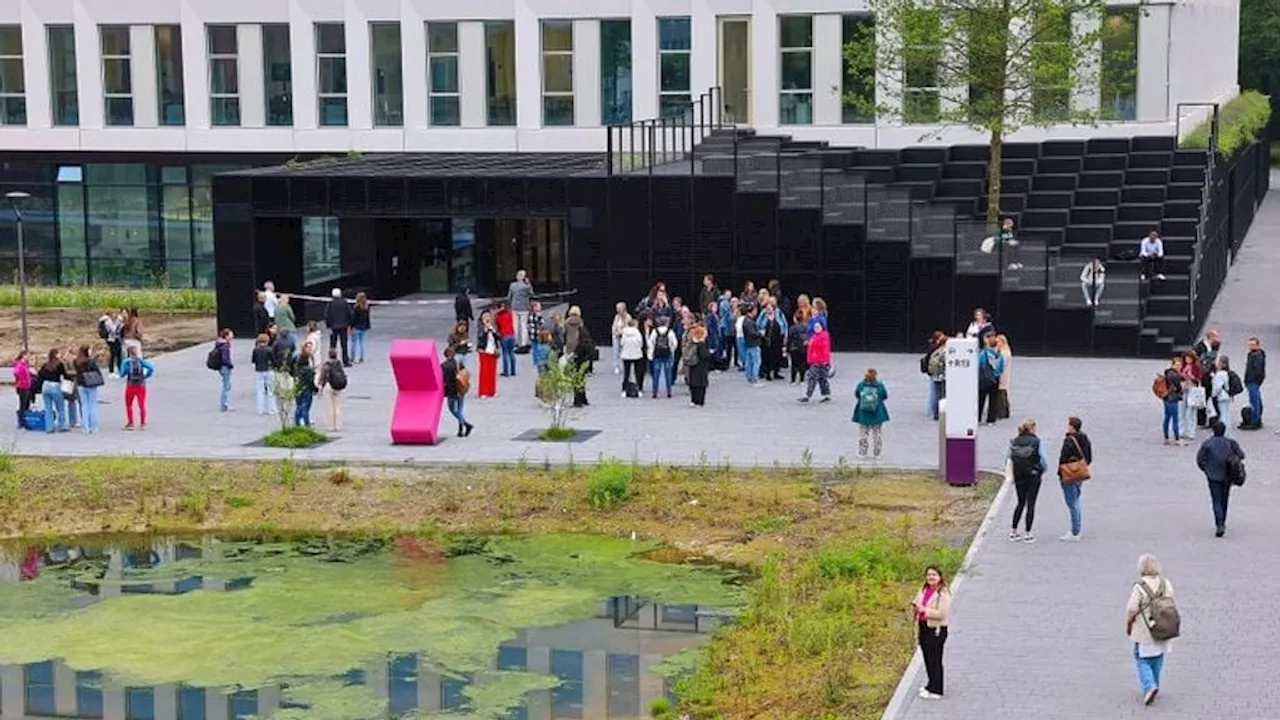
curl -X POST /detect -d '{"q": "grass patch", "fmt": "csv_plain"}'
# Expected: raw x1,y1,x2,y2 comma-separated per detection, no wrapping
0,285,215,312
0,457,998,719
537,427,578,441
262,427,329,449
1181,89,1272,158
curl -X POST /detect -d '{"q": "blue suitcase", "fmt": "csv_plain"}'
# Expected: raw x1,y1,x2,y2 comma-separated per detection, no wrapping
20,409,46,431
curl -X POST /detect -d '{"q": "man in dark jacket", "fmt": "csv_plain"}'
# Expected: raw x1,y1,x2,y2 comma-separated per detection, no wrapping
742,305,763,386
455,288,474,325
252,292,271,336
1196,421,1244,537
1244,336,1266,427
698,274,720,316
324,288,353,367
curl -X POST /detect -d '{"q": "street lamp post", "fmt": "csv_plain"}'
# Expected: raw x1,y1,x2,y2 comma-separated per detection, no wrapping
6,191,31,353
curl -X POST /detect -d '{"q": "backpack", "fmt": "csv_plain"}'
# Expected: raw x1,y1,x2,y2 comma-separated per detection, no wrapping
857,384,881,415
1152,375,1169,399
206,345,222,371
927,349,946,377
126,360,146,384
455,367,471,395
1137,580,1181,642
97,318,109,340
1009,438,1041,478
653,329,672,358
326,362,348,391
1227,370,1243,397
979,359,997,390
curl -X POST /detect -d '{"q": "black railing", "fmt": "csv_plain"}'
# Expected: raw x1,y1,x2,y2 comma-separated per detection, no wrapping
1176,102,1220,331
605,87,725,175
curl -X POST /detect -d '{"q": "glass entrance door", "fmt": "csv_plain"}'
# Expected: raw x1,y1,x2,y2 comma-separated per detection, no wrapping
718,18,751,125
492,218,568,294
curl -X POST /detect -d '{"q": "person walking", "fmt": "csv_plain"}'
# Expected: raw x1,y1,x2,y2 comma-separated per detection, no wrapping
978,334,1005,425
852,368,890,459
454,287,474,325
611,302,632,375
1124,554,1175,705
686,324,711,407
786,312,810,384
507,270,534,349
251,334,276,416
495,302,518,377
1080,256,1106,306
37,350,71,433
292,342,317,427
214,329,235,412
12,350,32,428
476,311,500,399
619,319,644,397
275,294,297,349
72,346,105,435
447,321,472,369
925,332,947,420
119,346,155,430
350,292,371,364
799,322,833,403
1057,416,1093,541
1244,336,1265,428
324,288,353,367
442,346,474,437
1196,421,1244,537
911,566,952,700
647,316,676,399
317,348,347,432
1006,418,1052,542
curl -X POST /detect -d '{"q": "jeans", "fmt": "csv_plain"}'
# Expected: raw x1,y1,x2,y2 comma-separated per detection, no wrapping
42,385,66,432
1181,398,1195,439
612,341,623,373
744,346,761,384
1161,399,1180,439
255,371,276,414
500,336,517,376
1133,643,1165,694
79,386,99,434
294,391,314,427
515,311,529,346
447,395,467,426
352,328,368,363
66,394,79,427
735,337,746,370
219,367,232,410
1081,280,1104,305
1061,482,1082,535
927,379,942,419
1246,382,1263,423
1208,480,1231,528
1216,398,1232,435
651,356,674,395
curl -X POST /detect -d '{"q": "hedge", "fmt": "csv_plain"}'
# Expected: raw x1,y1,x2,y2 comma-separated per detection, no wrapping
1181,90,1272,158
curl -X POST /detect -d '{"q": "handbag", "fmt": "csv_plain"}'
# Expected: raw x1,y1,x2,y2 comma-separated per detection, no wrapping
1058,435,1091,483
59,378,76,396
79,367,105,388
1186,385,1206,409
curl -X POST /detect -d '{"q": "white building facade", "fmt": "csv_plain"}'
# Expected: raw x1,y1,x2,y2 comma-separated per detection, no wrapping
0,0,1240,154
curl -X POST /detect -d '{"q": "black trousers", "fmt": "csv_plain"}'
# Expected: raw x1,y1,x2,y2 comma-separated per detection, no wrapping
1141,255,1164,279
15,387,31,426
919,621,948,695
107,340,123,374
329,328,350,365
622,359,642,391
635,358,648,393
762,343,783,379
978,384,998,423
690,385,707,406
1208,480,1231,529
789,351,807,382
1012,476,1042,531
725,336,737,368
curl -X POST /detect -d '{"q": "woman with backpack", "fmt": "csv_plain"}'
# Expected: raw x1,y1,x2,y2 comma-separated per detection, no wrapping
119,345,155,430
1124,553,1176,706
317,348,347,431
786,311,810,384
923,331,947,420
852,368,889,459
1006,418,1052,542
72,345,105,434
1210,354,1240,435
441,346,473,437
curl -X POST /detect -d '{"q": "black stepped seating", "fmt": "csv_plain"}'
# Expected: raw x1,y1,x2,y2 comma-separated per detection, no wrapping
1163,200,1201,219
1068,225,1114,244
1071,207,1117,224
1078,171,1124,188
1033,174,1078,192
1132,136,1176,152
1003,158,1037,177
1087,138,1131,154
1002,143,1041,159
1084,154,1128,172
936,178,983,198
1078,188,1121,206
901,147,947,163
1028,191,1074,209
1144,314,1191,339
1166,183,1203,201
1039,156,1083,174
949,145,990,162
1115,220,1157,240
1159,219,1197,237
897,180,938,200
1171,166,1206,184
1021,208,1069,228
1146,294,1187,317
1123,186,1167,204
944,162,987,179
1172,150,1209,167
987,176,1033,195
1042,140,1086,156
852,149,899,166
1125,168,1169,186
894,163,943,182
1127,152,1173,169
1118,204,1164,223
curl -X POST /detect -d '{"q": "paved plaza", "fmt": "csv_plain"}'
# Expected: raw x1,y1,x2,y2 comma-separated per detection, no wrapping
3,195,1280,718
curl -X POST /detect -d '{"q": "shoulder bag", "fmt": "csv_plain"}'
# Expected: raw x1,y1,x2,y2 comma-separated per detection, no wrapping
1058,436,1091,483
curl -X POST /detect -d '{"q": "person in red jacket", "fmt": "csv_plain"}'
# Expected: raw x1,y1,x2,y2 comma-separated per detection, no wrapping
799,322,833,403
494,303,518,377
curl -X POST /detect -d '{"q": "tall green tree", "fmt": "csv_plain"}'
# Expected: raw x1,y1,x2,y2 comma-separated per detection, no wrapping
1239,0,1280,138
844,0,1116,224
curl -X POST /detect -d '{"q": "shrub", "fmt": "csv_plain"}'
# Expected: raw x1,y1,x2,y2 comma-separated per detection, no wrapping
814,533,965,583
0,285,216,312
262,426,329,449
1181,90,1272,158
224,495,254,509
587,458,634,509
538,427,578,441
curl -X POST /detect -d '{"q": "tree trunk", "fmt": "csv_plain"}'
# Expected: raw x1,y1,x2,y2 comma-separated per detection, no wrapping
986,124,1004,229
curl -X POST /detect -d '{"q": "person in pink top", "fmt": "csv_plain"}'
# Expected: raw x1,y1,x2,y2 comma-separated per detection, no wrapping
799,322,832,403
912,566,952,699
12,350,32,428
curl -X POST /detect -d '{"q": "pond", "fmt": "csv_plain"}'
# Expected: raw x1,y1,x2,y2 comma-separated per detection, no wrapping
0,533,743,720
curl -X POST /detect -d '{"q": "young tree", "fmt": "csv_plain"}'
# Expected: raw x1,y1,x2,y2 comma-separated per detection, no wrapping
535,351,589,433
844,0,1117,224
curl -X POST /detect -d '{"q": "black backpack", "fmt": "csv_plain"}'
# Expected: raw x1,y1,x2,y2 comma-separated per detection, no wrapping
206,344,222,371
327,362,348,390
1227,370,1244,397
1009,437,1041,478
97,318,109,340
653,329,672,358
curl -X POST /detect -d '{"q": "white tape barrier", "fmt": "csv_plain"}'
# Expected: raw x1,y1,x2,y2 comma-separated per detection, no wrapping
278,289,578,307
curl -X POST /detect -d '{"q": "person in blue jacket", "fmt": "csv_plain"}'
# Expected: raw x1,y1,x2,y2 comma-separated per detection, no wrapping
978,334,1005,425
852,368,890,459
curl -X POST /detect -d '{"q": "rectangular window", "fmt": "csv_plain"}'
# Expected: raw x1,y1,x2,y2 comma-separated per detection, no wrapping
302,216,341,286
370,22,403,126
657,17,691,117
0,25,26,125
1100,7,1138,121
966,10,1006,125
427,22,460,126
841,15,875,123
778,16,813,125
100,26,133,126
600,19,632,125
154,25,185,125
207,25,240,126
541,20,574,126
47,25,78,125
485,21,516,126
1031,7,1071,121
24,662,55,715
315,22,348,127
902,9,940,123
76,671,104,717
125,687,155,720
262,24,293,126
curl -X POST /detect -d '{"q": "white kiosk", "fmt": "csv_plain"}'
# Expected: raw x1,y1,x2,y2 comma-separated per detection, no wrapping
940,337,978,485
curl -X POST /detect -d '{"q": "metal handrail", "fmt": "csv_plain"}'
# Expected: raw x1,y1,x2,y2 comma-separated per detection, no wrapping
605,86,725,176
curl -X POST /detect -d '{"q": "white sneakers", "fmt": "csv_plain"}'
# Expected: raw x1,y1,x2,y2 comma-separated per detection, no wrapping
918,687,943,700
1059,533,1082,542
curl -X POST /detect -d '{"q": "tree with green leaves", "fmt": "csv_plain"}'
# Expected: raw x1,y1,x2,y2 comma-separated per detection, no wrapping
534,351,589,434
844,0,1122,224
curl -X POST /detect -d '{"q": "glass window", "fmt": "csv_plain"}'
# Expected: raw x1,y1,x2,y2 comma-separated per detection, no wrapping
600,19,632,125
841,15,875,123
57,168,87,284
85,163,157,284
229,690,257,720
126,687,155,720
0,25,25,125
370,22,403,126
24,661,56,715
262,24,292,126
778,16,812,125
606,654,640,717
178,688,205,720
388,654,418,716
315,23,347,126
902,9,940,123
207,25,240,126
154,25,185,125
100,26,133,126
1100,7,1138,121
427,22,460,126
47,26,78,126
303,217,341,286
1031,7,1071,121
541,21,574,126
76,671,104,717
551,650,584,719
966,10,1005,125
485,21,516,126
657,17,691,117
162,178,193,287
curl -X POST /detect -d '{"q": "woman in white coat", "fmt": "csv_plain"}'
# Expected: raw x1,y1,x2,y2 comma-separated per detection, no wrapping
618,319,645,397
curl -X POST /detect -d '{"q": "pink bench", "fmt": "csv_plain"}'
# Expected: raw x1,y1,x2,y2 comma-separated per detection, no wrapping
390,339,444,445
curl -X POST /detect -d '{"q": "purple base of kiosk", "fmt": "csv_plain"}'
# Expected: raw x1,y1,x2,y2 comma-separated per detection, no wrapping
945,438,977,486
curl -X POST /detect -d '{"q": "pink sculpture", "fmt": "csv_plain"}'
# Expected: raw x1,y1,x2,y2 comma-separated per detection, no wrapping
390,339,445,445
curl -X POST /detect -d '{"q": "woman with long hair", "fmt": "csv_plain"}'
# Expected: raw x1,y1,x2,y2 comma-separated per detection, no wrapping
912,566,952,700
37,349,70,433
351,292,371,363
925,331,948,420
476,310,500,398
995,334,1013,420
72,345,105,434
1178,350,1202,440
448,320,472,368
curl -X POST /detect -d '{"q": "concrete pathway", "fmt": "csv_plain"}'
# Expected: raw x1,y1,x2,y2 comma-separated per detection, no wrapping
892,191,1280,719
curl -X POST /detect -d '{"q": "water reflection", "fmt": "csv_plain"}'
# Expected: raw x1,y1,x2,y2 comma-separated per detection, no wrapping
0,536,731,720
